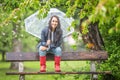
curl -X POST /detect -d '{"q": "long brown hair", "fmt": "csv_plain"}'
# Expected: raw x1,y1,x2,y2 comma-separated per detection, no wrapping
48,15,61,31
48,15,62,41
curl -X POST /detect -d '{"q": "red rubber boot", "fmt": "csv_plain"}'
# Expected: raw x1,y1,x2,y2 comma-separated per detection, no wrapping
40,56,46,72
55,56,61,72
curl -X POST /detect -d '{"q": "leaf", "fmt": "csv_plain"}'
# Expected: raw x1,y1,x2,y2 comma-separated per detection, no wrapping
108,27,114,34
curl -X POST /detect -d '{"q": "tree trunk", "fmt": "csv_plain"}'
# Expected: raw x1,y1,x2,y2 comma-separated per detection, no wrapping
10,39,22,69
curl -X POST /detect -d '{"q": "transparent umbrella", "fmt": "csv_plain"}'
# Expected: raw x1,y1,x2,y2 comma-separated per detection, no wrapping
24,8,74,39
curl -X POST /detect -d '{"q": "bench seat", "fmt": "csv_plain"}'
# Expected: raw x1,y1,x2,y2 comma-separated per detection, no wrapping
6,51,108,61
6,71,111,75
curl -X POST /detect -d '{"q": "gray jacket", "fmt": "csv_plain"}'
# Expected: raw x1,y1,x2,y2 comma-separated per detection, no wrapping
37,27,63,49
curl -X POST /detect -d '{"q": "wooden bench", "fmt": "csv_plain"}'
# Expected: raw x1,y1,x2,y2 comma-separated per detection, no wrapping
6,51,111,80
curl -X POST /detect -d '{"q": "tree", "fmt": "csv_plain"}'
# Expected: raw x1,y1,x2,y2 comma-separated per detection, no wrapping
0,0,39,69
0,0,120,79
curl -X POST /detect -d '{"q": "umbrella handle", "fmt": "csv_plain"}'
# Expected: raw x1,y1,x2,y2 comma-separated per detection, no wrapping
48,29,51,40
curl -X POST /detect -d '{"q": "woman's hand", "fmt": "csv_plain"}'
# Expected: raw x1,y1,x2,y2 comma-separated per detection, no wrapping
40,46,48,51
46,40,51,45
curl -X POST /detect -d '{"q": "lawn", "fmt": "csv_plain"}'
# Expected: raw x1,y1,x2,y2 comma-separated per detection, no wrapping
0,54,90,80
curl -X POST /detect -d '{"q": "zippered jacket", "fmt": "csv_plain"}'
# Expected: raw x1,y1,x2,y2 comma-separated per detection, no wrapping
37,26,63,49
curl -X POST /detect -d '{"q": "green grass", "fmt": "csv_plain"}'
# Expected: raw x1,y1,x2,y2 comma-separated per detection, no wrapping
0,54,90,80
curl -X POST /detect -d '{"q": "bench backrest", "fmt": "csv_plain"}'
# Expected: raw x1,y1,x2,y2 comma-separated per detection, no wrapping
6,51,108,61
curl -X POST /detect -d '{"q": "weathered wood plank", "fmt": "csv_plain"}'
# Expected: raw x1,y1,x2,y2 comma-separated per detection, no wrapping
6,51,108,61
6,71,111,75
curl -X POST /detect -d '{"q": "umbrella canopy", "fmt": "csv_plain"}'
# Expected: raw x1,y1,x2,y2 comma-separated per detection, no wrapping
24,8,74,39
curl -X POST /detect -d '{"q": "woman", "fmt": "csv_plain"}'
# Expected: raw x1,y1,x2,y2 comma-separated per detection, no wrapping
38,15,63,72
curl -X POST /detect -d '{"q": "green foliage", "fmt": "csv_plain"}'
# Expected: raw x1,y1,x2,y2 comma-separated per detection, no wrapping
99,14,120,79
0,0,40,52
72,32,79,40
101,35,120,79
0,25,13,51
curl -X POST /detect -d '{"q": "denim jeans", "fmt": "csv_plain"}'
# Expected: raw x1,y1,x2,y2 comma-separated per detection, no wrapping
39,47,62,56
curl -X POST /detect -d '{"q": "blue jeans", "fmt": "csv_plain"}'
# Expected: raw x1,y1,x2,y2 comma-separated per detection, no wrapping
39,47,62,56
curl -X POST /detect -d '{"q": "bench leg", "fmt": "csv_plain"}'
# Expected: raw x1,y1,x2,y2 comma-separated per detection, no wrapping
19,75,25,80
90,61,98,80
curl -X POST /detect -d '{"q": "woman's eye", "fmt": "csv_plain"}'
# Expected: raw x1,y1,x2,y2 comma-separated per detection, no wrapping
52,20,58,22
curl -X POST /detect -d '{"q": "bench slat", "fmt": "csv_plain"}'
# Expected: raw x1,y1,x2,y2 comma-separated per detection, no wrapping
6,51,108,61
6,71,111,75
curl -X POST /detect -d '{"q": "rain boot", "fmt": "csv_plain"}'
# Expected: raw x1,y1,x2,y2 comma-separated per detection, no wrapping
55,56,61,72
40,56,46,72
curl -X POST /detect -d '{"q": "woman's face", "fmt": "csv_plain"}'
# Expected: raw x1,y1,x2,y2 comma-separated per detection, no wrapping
51,17,58,30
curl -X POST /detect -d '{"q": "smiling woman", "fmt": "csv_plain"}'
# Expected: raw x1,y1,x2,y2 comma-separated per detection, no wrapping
38,15,63,72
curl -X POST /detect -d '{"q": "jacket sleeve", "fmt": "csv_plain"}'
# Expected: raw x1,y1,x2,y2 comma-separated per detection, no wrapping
40,29,47,46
